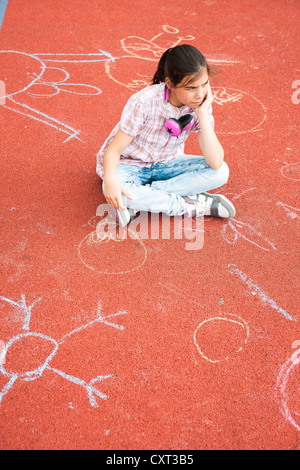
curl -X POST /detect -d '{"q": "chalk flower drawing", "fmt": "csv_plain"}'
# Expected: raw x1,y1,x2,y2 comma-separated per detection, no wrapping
0,294,127,408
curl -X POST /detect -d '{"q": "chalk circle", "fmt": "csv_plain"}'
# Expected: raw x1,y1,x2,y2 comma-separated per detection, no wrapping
280,162,300,181
212,87,267,135
194,313,249,363
276,352,300,432
0,332,58,379
0,51,46,97
78,228,147,275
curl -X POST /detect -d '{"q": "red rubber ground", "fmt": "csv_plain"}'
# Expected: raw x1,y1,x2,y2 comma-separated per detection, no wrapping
0,0,299,450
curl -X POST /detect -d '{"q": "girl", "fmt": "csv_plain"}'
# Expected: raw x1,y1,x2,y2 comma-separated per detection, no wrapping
96,44,235,227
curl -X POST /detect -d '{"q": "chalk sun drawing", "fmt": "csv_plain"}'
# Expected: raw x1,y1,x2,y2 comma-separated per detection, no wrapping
0,49,113,142
0,295,127,408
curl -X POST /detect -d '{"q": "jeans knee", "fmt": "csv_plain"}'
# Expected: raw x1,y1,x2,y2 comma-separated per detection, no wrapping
217,161,229,185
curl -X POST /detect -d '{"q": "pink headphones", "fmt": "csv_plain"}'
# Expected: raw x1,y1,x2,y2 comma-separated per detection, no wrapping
164,86,195,137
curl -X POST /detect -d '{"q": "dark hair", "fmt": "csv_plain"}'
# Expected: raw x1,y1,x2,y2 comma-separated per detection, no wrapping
151,44,210,86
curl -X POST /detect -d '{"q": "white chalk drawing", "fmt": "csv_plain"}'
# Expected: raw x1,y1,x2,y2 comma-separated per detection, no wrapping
104,24,239,92
194,313,250,363
228,264,296,322
218,188,276,251
103,25,266,135
0,295,127,408
212,87,243,106
0,294,42,331
78,215,147,275
221,218,276,251
0,50,111,142
280,162,300,181
275,348,300,432
212,87,267,135
277,201,300,220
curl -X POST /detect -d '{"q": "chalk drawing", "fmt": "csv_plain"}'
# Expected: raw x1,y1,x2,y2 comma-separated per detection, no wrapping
78,218,147,275
275,349,300,432
228,264,297,322
0,49,113,142
0,294,41,330
280,162,300,181
216,188,276,250
194,313,249,363
102,26,265,135
277,201,300,220
104,24,239,92
212,87,267,135
27,67,102,98
0,296,127,408
221,218,276,251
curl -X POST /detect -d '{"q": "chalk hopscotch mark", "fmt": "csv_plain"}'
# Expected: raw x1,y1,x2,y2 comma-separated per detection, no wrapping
0,296,127,408
228,264,297,321
194,313,250,363
0,50,113,142
78,218,147,275
275,348,300,432
277,201,300,220
280,162,300,181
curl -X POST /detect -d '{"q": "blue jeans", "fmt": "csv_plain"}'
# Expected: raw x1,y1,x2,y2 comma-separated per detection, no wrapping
102,155,229,217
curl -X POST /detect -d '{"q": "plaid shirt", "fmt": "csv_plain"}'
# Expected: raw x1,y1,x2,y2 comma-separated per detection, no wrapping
96,82,214,178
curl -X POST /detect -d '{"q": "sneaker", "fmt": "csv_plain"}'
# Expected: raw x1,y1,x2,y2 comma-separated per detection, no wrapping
184,192,235,218
115,208,136,227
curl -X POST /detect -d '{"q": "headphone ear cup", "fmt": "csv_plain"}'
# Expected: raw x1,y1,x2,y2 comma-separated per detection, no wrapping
165,118,182,137
178,114,194,131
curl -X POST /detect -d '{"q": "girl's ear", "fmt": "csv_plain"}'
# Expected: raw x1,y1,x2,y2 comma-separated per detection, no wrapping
165,77,174,89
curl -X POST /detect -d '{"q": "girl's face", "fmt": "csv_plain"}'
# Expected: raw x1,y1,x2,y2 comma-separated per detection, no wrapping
166,71,209,109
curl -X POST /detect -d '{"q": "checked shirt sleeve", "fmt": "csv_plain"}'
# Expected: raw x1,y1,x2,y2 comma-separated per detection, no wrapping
120,96,145,137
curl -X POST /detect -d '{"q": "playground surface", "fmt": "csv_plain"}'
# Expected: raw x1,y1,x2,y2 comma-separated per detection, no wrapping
0,0,299,450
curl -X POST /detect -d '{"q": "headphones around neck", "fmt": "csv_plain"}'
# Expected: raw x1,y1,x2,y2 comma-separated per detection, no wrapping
164,86,195,137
